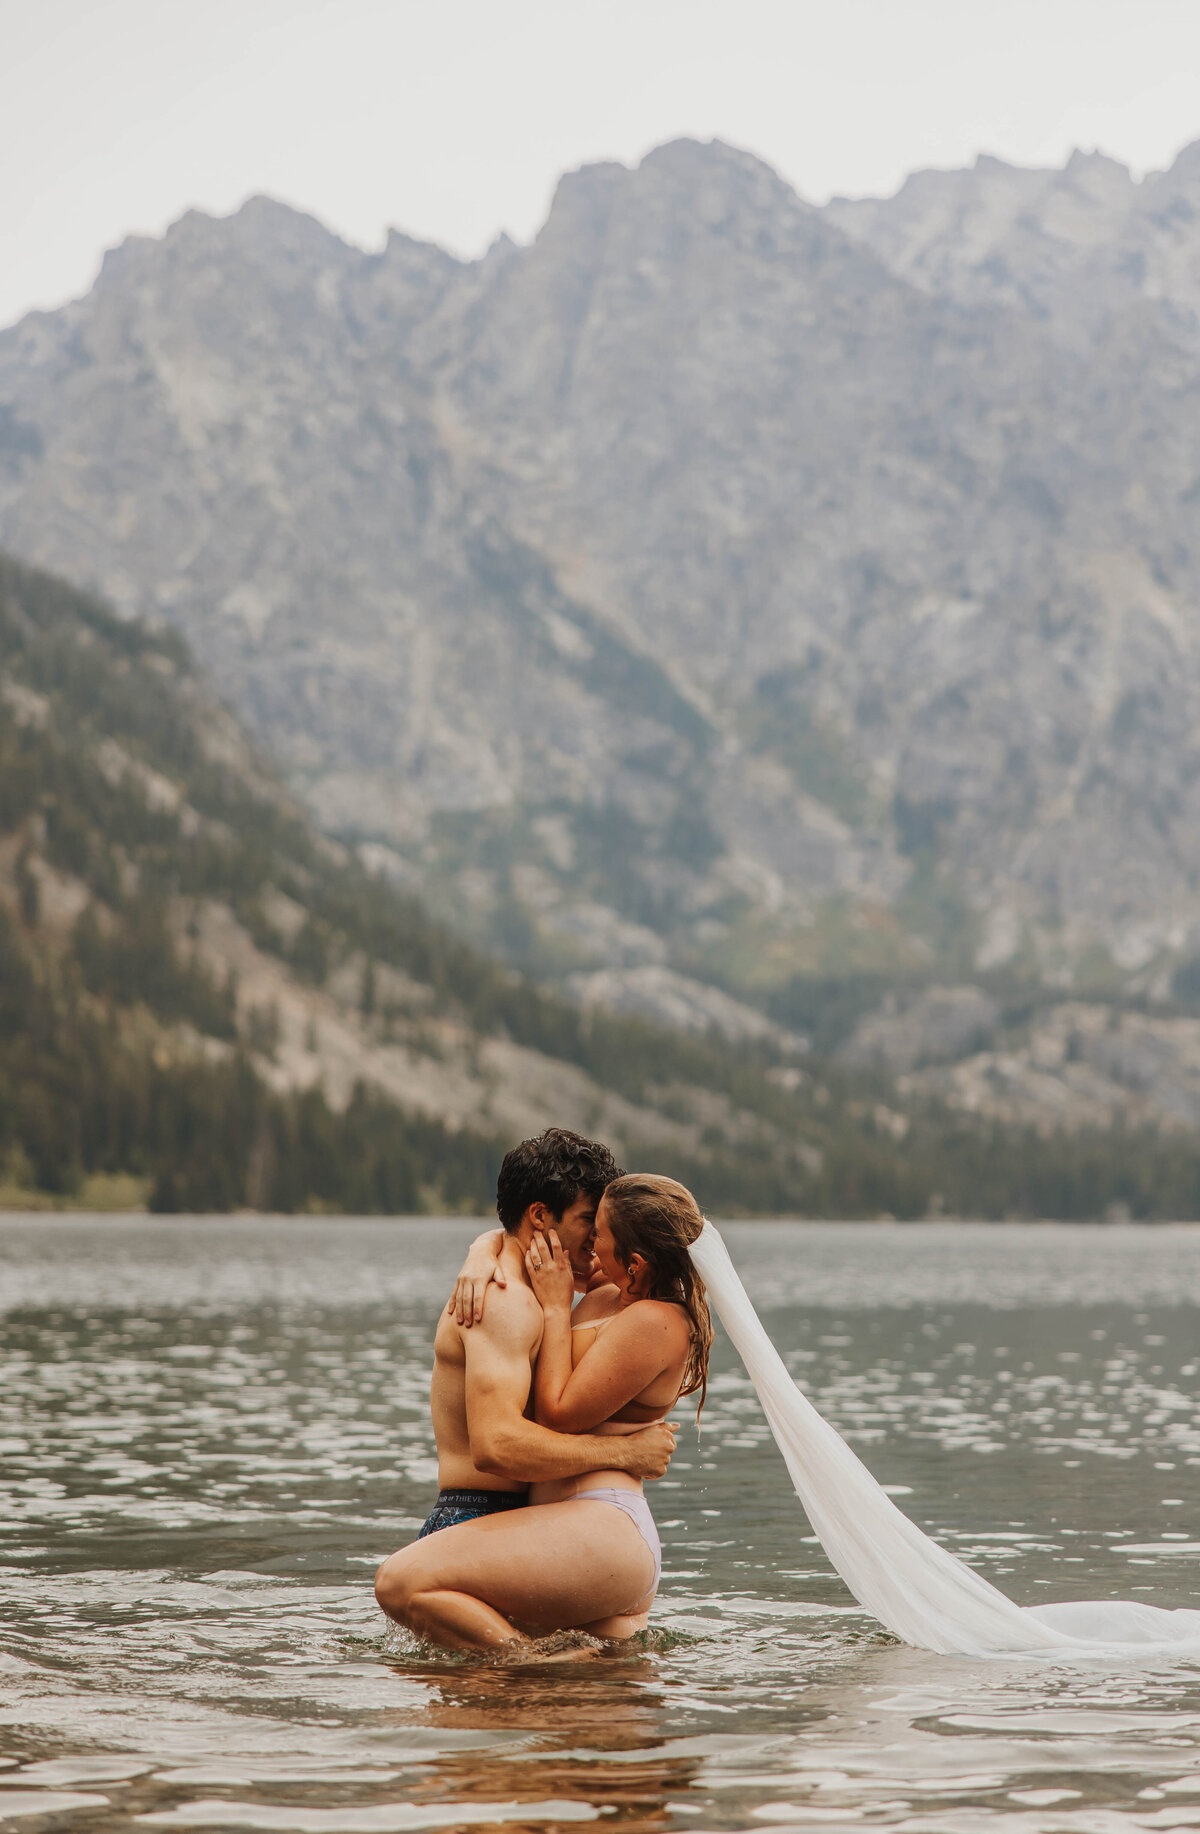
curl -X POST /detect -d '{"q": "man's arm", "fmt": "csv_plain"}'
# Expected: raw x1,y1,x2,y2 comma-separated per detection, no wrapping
462,1298,676,1483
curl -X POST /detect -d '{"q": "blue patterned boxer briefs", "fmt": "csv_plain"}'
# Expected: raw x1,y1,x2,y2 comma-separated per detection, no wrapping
418,1488,528,1537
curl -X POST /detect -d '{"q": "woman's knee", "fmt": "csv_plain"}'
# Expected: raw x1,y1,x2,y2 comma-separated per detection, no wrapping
375,1548,423,1621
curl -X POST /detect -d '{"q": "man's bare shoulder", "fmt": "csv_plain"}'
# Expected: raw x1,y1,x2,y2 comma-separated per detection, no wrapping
463,1276,542,1349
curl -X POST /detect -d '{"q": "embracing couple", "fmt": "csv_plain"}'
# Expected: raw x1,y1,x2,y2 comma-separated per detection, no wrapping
374,1129,710,1651
376,1136,1200,1664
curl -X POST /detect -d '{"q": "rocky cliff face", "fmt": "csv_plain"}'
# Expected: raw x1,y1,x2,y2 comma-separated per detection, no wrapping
4,137,1200,1020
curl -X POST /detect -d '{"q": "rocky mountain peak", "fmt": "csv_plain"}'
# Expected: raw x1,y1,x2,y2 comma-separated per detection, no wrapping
1063,146,1131,180
1162,137,1200,183
4,134,1200,1028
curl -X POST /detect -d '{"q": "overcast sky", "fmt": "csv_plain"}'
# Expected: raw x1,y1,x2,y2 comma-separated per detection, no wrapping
5,0,1200,330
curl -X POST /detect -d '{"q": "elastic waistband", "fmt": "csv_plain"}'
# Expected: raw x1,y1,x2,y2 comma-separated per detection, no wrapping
433,1488,526,1510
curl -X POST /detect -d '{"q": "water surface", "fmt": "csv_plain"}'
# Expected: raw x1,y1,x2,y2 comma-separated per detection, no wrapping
0,1219,1197,1831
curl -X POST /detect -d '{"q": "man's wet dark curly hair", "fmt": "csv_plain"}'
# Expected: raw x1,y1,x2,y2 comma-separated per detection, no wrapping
495,1128,624,1233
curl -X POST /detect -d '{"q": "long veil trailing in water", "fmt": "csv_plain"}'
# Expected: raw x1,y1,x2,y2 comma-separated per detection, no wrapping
688,1221,1200,1657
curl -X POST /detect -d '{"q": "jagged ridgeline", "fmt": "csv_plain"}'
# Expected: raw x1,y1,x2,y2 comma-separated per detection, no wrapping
4,549,1200,1218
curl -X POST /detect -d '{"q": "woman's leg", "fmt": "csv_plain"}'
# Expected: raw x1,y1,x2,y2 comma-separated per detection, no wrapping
577,1610,652,1638
577,1595,655,1639
375,1500,657,1651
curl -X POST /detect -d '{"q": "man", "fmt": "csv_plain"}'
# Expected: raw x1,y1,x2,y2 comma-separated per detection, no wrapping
375,1129,676,1644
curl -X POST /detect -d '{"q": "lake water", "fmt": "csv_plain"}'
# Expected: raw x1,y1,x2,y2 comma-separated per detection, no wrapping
0,1217,1198,1833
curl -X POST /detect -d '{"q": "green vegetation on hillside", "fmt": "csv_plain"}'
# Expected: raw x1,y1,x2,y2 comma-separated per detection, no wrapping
0,554,512,1211
4,549,1200,1219
0,898,502,1214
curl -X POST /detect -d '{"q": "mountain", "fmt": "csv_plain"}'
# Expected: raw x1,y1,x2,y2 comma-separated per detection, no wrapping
825,145,1200,352
0,548,895,1214
7,549,1200,1218
5,137,1200,1069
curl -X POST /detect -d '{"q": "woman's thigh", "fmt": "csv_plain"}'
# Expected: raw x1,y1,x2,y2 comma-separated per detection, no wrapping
394,1499,656,1631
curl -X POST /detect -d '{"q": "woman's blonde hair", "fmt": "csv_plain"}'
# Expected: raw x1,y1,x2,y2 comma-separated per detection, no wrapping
601,1173,713,1415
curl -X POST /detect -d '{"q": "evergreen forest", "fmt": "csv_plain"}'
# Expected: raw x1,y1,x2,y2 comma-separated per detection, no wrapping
3,550,1200,1218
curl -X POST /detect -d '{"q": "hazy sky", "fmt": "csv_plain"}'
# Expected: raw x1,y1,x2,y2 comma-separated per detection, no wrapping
5,0,1200,330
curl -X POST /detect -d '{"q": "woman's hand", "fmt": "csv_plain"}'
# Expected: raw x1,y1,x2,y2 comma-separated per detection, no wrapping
446,1228,506,1326
580,1254,607,1293
525,1229,576,1314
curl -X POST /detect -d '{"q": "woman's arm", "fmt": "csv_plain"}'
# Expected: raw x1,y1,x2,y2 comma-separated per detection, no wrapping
446,1228,505,1326
526,1231,688,1432
446,1232,605,1328
524,1229,577,1431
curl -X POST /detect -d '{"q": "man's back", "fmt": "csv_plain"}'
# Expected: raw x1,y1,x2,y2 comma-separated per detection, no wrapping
430,1274,543,1492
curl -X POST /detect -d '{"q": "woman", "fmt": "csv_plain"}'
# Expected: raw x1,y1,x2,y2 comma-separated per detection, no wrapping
376,1174,711,1651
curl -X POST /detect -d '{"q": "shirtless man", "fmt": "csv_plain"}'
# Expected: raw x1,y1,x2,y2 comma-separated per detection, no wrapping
374,1129,676,1644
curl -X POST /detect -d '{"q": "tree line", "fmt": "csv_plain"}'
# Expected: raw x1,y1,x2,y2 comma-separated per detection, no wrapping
4,547,1200,1218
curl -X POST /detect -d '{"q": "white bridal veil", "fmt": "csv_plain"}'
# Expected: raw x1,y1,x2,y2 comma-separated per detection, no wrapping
689,1221,1200,1657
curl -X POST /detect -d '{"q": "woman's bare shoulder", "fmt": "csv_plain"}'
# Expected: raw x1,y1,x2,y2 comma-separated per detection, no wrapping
571,1285,620,1325
624,1298,692,1337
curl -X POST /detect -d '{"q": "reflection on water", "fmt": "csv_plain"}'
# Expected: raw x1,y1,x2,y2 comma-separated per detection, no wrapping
0,1218,1197,1831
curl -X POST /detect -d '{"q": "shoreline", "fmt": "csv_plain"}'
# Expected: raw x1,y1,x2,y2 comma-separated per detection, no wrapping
2,1207,1200,1227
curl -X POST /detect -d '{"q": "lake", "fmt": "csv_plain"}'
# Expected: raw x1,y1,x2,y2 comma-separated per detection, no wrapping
0,1217,1197,1832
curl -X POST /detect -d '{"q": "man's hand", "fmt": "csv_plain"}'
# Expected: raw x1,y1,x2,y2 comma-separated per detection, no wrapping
613,1419,678,1481
447,1228,505,1327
